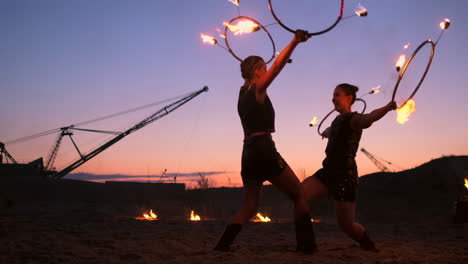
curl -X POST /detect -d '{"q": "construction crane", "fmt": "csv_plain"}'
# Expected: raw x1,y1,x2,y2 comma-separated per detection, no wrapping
360,148,390,172
0,142,17,164
46,86,208,179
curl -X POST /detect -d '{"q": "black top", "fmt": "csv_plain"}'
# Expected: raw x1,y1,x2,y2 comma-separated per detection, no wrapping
323,112,362,166
237,84,275,136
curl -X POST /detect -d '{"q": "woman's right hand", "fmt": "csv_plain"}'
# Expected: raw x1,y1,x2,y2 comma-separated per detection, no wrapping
294,29,310,43
386,101,397,111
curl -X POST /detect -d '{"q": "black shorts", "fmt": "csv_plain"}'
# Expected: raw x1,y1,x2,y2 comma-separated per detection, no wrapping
241,134,287,184
314,160,359,202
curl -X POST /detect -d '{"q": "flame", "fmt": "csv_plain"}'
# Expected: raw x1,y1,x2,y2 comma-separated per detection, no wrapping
440,18,451,30
309,116,318,127
403,43,410,49
370,85,381,94
223,20,260,35
396,99,416,124
355,4,368,17
201,33,217,45
464,178,468,190
253,213,271,222
311,218,321,223
135,209,158,220
227,0,239,6
190,210,201,221
395,54,406,72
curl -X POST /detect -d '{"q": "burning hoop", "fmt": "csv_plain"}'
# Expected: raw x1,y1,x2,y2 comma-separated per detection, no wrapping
316,98,366,136
391,39,435,108
268,0,344,37
224,16,276,64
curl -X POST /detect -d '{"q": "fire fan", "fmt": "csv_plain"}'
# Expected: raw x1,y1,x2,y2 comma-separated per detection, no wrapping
268,0,344,37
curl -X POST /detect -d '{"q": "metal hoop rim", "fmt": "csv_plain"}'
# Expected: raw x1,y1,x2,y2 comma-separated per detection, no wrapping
224,16,277,64
391,39,435,108
268,0,344,37
316,98,367,136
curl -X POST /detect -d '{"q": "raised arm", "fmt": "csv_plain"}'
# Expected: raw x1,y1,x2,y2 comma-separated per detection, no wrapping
351,101,397,129
255,30,309,96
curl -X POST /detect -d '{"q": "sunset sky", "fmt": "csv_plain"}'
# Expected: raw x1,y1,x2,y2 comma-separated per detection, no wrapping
2,0,467,187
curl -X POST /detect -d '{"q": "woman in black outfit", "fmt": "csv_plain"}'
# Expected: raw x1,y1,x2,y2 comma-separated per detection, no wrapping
214,30,316,254
302,83,396,251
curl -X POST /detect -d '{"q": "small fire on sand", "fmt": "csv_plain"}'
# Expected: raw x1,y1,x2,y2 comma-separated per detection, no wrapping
135,209,158,221
252,213,271,222
223,20,260,35
396,99,416,124
190,210,201,221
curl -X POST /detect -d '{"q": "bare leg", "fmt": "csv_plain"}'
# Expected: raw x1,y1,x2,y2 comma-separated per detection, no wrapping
302,175,329,202
214,181,263,251
269,165,317,254
268,165,308,219
230,180,263,224
335,201,365,241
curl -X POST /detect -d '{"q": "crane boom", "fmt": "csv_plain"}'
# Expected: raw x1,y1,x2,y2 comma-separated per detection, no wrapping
360,148,390,172
50,86,208,179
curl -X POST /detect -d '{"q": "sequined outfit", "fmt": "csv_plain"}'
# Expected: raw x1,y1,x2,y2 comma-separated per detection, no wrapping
238,85,287,183
314,112,362,202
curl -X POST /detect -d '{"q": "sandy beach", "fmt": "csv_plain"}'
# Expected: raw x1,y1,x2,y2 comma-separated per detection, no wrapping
1,200,467,264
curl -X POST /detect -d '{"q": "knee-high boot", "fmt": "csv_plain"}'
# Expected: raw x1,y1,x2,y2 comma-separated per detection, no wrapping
213,224,242,251
359,230,378,252
295,213,317,254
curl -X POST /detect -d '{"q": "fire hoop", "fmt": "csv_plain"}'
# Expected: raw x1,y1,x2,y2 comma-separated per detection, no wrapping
268,0,344,37
224,16,276,64
316,98,366,136
392,39,435,108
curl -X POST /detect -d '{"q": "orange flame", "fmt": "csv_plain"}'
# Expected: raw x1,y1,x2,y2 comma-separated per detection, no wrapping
227,0,239,6
215,28,227,39
309,116,318,127
440,18,451,30
200,33,217,45
464,178,468,190
396,54,406,72
396,99,416,124
223,20,260,35
252,213,271,222
355,4,368,17
311,218,321,223
135,209,158,220
370,85,381,94
190,210,201,221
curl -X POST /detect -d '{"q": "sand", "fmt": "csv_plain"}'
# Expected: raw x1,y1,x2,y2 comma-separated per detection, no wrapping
1,202,467,264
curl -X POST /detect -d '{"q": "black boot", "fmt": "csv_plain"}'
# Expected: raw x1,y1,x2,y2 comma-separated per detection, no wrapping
359,230,378,252
295,214,317,254
213,224,242,251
